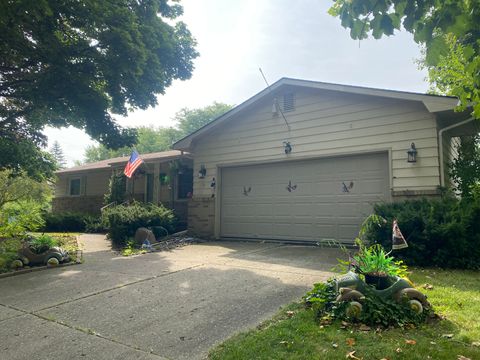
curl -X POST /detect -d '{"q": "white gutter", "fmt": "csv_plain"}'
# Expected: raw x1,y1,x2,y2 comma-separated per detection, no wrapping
438,116,475,186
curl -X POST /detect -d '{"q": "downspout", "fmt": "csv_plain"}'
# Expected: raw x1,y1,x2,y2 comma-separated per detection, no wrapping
438,116,474,187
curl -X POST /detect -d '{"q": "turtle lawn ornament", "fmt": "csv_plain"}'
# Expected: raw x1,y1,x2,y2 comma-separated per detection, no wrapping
334,271,429,318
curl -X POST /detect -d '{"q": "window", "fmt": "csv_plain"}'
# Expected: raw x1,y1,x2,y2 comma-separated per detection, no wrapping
69,178,81,196
177,168,193,199
283,92,295,112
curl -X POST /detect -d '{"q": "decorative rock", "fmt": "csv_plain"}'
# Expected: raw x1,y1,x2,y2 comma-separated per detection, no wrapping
10,259,24,269
47,257,60,267
134,227,156,245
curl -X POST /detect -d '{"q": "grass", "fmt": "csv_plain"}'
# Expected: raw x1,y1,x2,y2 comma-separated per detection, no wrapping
209,268,480,360
121,239,147,256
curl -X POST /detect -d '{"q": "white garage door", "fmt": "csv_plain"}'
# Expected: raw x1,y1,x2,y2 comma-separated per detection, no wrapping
220,152,390,243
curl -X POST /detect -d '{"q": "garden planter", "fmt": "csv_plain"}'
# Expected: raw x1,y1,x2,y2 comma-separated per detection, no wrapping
364,273,390,290
335,271,429,317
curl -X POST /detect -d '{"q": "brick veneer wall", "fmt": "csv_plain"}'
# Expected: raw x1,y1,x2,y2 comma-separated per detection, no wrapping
52,195,104,215
188,197,215,238
169,201,188,225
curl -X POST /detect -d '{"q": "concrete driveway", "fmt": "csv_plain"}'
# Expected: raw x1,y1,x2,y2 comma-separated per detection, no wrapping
0,235,342,360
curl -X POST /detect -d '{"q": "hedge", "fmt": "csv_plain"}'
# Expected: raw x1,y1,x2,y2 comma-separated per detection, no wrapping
366,196,480,269
43,212,88,232
102,202,176,246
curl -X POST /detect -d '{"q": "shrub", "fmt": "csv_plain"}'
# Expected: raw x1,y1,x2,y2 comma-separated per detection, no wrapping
366,195,480,269
104,173,126,206
43,212,88,232
28,234,59,254
0,201,45,238
0,238,22,272
304,279,428,328
84,215,107,233
102,201,176,246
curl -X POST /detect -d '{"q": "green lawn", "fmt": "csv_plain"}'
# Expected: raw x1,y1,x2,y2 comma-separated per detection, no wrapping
209,269,480,360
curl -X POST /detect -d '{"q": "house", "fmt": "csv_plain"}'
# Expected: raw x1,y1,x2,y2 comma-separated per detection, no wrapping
53,150,193,224
173,78,475,243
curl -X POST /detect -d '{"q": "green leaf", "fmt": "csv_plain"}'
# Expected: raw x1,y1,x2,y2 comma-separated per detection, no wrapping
425,35,448,66
380,15,394,36
389,13,401,29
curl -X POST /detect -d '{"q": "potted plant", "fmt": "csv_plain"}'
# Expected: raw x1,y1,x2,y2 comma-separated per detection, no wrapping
351,244,407,289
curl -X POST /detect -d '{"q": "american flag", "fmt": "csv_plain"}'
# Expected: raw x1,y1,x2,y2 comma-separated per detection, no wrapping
392,219,408,250
124,151,143,178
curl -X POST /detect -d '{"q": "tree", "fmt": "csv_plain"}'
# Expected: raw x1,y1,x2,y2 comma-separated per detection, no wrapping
328,0,480,118
0,170,52,209
49,141,67,169
104,173,127,206
175,102,233,136
81,102,232,163
0,138,56,180
449,135,480,197
0,0,198,177
83,126,182,163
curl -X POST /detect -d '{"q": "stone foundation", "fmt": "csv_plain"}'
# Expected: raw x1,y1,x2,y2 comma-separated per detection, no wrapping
188,197,215,238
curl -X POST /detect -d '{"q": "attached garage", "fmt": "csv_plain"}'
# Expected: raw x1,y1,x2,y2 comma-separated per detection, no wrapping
220,152,389,243
173,78,466,241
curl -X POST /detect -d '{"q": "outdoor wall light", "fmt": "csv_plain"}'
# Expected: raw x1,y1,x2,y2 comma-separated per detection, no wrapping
283,141,292,154
198,165,207,179
407,142,417,163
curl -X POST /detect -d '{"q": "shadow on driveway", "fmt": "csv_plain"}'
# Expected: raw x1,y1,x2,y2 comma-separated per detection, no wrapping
0,235,340,360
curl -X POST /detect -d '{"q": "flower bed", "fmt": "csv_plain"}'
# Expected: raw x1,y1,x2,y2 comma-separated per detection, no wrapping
0,233,81,275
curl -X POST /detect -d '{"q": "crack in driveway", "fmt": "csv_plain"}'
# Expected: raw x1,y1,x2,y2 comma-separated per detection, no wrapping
0,237,340,359
0,263,207,360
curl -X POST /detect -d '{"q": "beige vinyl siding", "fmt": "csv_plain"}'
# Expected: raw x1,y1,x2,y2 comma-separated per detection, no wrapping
191,88,441,197
441,133,461,188
85,170,111,195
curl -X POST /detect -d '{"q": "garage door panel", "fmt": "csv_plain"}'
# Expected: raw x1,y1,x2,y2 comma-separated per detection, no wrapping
315,224,337,239
221,153,389,243
338,224,362,241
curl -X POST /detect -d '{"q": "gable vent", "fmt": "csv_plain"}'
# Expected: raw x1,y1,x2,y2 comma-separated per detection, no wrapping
283,92,295,112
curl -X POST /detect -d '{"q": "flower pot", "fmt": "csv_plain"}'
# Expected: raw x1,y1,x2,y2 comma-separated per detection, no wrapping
364,273,390,290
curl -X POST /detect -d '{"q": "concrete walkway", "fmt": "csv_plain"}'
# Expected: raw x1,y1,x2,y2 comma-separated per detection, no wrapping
0,235,342,360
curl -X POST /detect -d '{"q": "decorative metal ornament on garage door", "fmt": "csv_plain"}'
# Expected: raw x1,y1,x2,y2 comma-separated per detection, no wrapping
342,181,354,193
286,180,297,192
242,186,252,196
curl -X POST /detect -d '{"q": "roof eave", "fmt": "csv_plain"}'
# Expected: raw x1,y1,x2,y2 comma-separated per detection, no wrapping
107,152,191,166
172,77,459,151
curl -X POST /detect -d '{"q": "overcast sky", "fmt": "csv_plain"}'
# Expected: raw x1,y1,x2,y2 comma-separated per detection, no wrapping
44,0,428,166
